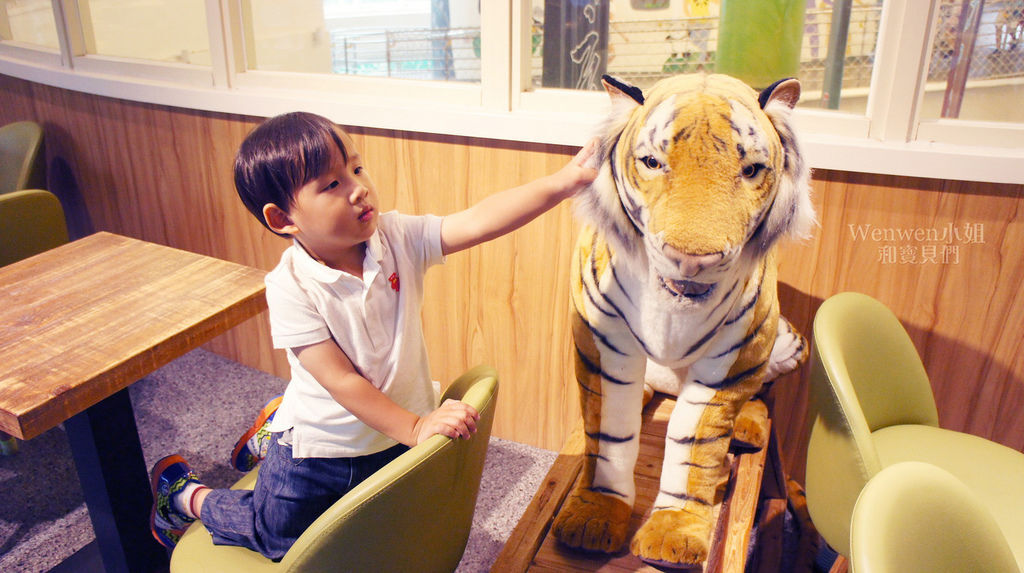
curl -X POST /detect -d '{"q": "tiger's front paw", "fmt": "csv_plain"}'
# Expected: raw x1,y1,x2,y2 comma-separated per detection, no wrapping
630,508,711,568
552,489,632,553
731,398,769,452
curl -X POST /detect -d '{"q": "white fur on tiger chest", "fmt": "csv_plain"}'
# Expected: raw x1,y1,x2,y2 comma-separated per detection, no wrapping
580,253,762,507
585,254,759,385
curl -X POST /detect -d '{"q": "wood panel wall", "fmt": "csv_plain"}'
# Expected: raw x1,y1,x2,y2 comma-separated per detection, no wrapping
3,73,1021,482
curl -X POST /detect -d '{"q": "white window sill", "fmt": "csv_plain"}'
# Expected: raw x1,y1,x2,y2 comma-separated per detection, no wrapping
2,52,1022,186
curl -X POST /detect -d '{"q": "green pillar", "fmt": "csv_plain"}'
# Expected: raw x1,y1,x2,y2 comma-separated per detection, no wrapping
715,0,807,89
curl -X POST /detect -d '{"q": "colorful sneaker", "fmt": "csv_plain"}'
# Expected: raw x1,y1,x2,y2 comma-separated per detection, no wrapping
149,454,200,548
230,394,283,472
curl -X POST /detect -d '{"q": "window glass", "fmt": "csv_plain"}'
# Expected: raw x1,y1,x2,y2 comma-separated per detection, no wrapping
921,0,1024,123
1,0,59,49
529,0,884,115
244,0,481,82
77,0,210,65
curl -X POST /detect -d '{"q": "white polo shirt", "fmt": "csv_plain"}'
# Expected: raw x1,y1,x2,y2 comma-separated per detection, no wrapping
264,211,445,458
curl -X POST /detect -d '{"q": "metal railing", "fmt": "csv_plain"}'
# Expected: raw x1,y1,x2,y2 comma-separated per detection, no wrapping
930,0,1024,82
545,6,883,92
329,4,1024,93
330,27,480,81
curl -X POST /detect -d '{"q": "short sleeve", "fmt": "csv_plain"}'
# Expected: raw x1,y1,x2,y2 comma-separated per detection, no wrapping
265,270,331,349
381,212,444,272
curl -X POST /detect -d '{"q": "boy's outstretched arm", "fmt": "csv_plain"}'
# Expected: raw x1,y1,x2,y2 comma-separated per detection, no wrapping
293,339,479,446
440,140,599,256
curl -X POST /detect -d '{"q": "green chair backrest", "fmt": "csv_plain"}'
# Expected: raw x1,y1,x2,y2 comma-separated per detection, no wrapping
0,121,46,195
282,366,498,573
805,291,939,558
850,461,1019,573
814,292,938,432
0,189,69,267
170,365,499,573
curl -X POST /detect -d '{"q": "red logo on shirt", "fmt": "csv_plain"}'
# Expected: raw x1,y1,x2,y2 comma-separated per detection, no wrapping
388,272,400,292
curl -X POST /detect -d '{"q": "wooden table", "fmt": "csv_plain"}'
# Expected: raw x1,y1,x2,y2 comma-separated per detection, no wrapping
493,394,818,572
0,232,267,572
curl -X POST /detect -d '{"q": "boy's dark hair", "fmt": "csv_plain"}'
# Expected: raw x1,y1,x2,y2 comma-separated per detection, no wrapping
234,112,348,236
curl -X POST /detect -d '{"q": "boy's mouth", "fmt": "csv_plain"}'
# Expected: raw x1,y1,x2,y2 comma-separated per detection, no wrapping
358,207,374,223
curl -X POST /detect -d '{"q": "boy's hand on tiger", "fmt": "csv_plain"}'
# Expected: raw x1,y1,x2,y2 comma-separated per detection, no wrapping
552,138,600,198
412,399,480,444
576,137,602,171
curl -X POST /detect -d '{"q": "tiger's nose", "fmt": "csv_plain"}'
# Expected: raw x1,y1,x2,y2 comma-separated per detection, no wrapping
662,245,723,277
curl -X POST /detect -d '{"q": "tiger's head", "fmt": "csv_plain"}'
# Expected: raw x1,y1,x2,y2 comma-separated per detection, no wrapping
576,73,815,304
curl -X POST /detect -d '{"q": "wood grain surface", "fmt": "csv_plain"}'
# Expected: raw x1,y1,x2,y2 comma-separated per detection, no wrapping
2,73,1021,481
492,394,768,573
0,232,266,439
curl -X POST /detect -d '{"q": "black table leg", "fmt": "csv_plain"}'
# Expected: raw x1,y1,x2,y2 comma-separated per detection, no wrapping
65,388,169,573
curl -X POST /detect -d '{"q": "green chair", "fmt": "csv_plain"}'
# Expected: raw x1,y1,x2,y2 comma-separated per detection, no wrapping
0,121,63,453
0,189,69,267
170,365,499,573
850,461,1019,573
0,186,69,454
805,292,1024,569
0,121,64,266
0,120,46,194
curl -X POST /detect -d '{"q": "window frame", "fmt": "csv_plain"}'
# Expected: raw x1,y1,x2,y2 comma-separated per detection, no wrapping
0,0,62,67
0,0,1018,184
54,0,217,87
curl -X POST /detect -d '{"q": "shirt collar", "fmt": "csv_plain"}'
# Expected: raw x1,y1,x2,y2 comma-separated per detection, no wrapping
365,229,384,265
291,231,385,284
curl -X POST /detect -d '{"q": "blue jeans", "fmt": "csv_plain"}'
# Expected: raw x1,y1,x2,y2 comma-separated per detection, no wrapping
200,433,408,560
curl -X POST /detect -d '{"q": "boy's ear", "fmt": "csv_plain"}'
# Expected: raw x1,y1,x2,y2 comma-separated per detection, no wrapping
263,203,297,235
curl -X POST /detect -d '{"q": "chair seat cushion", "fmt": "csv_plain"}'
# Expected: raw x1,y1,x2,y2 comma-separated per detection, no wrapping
873,424,1024,569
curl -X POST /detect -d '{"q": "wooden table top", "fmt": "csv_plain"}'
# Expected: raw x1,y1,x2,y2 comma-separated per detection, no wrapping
0,232,267,440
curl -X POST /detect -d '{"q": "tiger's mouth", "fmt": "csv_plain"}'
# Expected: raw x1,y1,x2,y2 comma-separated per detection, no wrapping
660,276,714,299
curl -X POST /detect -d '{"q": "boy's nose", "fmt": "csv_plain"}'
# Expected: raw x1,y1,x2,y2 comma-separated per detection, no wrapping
350,185,368,202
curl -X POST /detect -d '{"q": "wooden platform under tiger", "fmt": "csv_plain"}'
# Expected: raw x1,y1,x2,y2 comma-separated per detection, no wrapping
493,393,819,573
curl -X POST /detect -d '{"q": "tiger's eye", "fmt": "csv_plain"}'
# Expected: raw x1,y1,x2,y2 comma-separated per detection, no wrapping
641,156,662,170
742,163,766,178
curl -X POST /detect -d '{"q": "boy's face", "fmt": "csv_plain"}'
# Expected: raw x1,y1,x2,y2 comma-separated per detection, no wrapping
284,130,379,265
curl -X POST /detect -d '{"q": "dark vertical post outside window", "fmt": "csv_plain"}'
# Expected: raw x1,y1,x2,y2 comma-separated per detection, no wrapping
822,0,852,109
541,0,610,90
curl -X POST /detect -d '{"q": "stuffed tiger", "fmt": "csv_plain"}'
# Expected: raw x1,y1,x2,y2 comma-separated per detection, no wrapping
551,73,815,567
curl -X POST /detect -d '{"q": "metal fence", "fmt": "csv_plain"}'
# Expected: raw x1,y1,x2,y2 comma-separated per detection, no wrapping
329,4,1024,93
330,27,480,81
567,6,882,92
930,0,1024,82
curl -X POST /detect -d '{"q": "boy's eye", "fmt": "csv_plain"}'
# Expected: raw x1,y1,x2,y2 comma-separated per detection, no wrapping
322,180,340,192
354,166,364,175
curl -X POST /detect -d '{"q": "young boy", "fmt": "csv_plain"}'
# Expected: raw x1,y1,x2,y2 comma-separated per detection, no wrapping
149,111,598,559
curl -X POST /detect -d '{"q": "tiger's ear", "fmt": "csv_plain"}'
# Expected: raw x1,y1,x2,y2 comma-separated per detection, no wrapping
758,78,801,110
602,74,644,114
755,77,816,249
